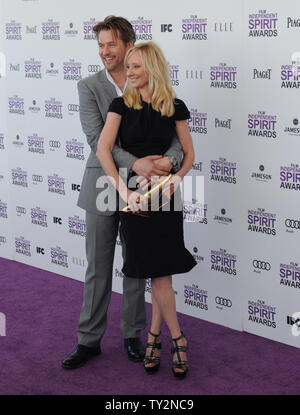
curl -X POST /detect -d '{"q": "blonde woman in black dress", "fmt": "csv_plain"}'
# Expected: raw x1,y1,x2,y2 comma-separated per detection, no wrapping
97,41,196,378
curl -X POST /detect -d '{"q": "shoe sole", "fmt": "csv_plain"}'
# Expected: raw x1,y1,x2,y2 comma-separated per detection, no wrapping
61,353,101,370
127,354,145,362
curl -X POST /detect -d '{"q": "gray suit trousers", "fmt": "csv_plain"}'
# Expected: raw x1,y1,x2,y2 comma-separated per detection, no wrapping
77,211,147,347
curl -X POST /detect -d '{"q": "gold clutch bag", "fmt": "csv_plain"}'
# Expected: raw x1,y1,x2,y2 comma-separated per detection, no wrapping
122,174,173,217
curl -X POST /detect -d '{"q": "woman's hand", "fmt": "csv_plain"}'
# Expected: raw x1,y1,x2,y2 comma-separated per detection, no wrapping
127,190,148,213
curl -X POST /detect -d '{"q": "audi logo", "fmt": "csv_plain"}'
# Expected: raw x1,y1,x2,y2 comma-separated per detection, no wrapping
215,297,232,307
49,140,61,148
285,219,300,229
16,206,26,214
88,65,101,73
252,260,271,271
32,174,43,183
68,104,80,112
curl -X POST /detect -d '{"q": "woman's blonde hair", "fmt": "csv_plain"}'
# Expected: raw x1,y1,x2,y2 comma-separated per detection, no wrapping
123,42,176,117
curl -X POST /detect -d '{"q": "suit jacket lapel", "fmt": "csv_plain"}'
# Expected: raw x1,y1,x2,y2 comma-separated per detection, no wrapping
98,70,118,101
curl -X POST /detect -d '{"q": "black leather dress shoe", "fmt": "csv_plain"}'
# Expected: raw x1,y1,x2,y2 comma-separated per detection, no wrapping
62,344,101,370
124,337,146,362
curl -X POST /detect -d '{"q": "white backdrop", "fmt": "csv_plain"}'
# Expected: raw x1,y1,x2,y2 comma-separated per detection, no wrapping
1,0,300,348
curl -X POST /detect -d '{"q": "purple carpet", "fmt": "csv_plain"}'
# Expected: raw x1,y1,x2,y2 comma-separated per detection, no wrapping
0,257,299,395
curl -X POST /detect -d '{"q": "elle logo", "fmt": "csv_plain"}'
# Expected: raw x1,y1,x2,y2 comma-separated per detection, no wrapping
0,313,6,336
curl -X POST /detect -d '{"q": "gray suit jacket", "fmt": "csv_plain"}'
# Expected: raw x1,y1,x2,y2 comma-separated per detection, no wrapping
77,69,183,216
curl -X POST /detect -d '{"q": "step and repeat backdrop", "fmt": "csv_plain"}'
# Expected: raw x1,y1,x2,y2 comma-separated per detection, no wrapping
1,0,300,348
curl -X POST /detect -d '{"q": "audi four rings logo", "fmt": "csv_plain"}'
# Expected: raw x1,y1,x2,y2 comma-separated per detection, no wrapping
215,297,232,307
88,65,101,73
68,104,80,112
285,219,300,229
49,140,61,148
252,260,271,271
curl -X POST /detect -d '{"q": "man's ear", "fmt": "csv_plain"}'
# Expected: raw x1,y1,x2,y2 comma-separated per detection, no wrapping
126,41,134,50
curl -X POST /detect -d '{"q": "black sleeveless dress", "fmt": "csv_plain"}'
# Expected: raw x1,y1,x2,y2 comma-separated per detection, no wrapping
108,97,197,279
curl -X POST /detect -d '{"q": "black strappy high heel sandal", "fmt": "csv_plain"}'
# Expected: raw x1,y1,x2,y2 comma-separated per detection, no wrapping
171,332,188,378
143,331,162,374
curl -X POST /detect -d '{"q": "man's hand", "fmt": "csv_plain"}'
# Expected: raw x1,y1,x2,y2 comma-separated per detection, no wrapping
153,156,172,173
131,155,171,180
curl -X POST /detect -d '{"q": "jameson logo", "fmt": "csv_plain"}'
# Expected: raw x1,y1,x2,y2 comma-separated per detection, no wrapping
31,207,48,227
83,19,97,40
181,16,207,40
46,62,59,77
51,247,68,268
12,168,28,187
210,158,237,184
15,237,31,257
64,22,78,37
48,174,65,195
284,119,300,136
0,134,4,150
183,201,207,224
68,215,86,237
281,64,300,88
63,60,82,81
211,248,237,276
248,300,276,328
28,100,41,114
280,262,300,289
210,63,237,89
248,112,277,138
45,98,63,119
28,134,45,154
280,164,300,191
214,208,232,225
0,201,8,218
9,96,25,115
6,21,22,40
192,247,204,264
248,11,278,37
251,165,272,182
12,134,23,149
169,64,179,87
131,17,152,40
184,284,208,310
248,208,276,235
188,110,207,134
66,140,84,160
42,20,60,40
25,59,42,79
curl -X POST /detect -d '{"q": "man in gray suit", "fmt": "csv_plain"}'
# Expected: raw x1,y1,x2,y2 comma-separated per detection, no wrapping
62,16,182,369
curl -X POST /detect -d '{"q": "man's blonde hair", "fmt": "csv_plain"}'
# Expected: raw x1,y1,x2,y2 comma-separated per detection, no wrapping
123,42,176,117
